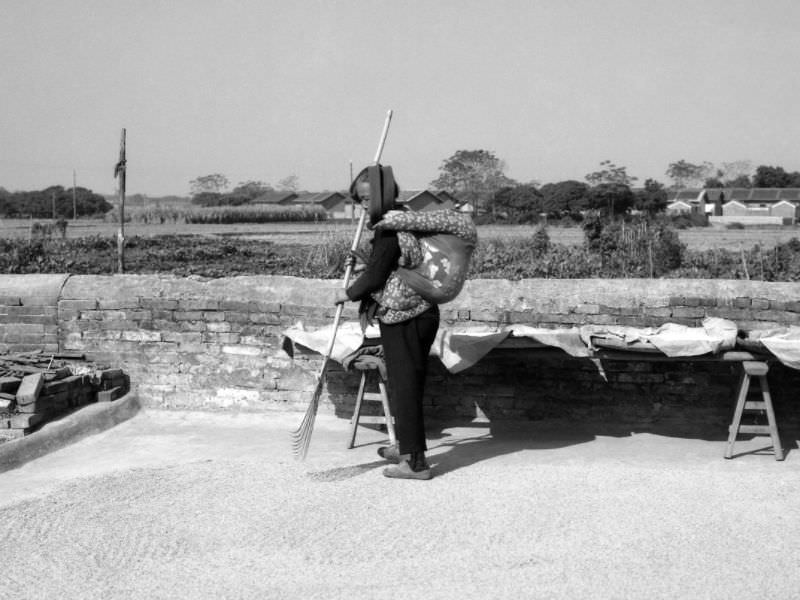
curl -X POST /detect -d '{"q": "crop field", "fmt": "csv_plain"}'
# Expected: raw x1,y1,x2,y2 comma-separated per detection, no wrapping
1,218,799,251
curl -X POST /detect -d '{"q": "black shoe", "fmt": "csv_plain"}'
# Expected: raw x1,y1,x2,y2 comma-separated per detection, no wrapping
377,444,401,463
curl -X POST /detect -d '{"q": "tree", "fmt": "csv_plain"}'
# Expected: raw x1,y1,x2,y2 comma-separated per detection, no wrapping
232,180,273,199
539,180,589,216
490,185,543,223
277,175,299,192
665,160,713,189
726,174,752,188
189,174,229,197
585,160,638,187
0,186,111,218
633,179,668,215
430,149,516,215
717,160,753,185
584,183,635,217
752,165,800,188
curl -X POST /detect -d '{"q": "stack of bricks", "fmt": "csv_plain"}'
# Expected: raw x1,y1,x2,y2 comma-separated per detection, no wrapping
0,352,130,441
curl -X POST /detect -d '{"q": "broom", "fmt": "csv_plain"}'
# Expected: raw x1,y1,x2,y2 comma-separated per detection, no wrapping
291,110,393,460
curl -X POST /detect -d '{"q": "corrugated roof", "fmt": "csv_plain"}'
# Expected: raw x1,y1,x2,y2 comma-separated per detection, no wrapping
749,189,780,201
292,192,344,205
252,191,297,204
779,189,800,201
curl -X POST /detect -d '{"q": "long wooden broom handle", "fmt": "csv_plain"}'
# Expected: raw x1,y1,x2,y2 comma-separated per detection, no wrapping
319,110,394,362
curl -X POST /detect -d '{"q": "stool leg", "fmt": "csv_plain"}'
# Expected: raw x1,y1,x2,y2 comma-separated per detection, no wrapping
378,380,396,447
348,372,367,449
759,375,784,461
724,370,750,459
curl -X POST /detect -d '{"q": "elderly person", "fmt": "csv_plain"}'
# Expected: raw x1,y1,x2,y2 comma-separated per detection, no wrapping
334,167,439,480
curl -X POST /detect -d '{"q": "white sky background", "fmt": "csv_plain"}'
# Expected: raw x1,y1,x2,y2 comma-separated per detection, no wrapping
1,0,798,196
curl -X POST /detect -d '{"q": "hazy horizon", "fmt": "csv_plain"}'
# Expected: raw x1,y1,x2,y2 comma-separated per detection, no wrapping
2,0,799,197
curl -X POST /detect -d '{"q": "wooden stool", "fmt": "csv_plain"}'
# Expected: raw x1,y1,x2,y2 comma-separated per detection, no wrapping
348,366,396,449
724,360,783,460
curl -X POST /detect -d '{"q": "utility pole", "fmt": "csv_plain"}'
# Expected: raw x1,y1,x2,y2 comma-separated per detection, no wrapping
349,160,354,223
114,129,127,273
72,169,77,220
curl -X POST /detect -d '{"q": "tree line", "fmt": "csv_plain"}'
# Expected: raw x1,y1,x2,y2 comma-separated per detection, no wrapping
187,174,300,206
0,186,112,219
430,151,800,223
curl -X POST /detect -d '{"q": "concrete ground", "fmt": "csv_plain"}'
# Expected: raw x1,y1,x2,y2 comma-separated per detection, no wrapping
1,399,800,600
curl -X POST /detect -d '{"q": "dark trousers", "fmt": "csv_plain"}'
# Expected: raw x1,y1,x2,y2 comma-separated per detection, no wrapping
379,306,440,455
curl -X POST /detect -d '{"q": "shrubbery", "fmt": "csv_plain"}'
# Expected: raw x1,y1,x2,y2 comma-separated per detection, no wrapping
2,218,800,280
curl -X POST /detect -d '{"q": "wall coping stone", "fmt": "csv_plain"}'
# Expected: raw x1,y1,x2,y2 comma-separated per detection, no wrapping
0,274,70,305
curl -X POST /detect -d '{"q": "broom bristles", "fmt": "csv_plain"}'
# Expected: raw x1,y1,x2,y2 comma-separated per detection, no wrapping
291,370,325,460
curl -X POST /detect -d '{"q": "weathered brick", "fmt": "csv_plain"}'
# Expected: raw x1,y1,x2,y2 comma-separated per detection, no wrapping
239,335,268,347
179,298,219,311
768,300,787,311
616,316,647,327
174,311,204,321
15,373,44,405
224,312,252,323
219,300,252,312
59,299,98,312
162,331,204,345
97,386,124,402
202,310,227,322
122,330,162,342
585,314,618,325
750,298,770,310
250,301,281,313
222,344,262,357
470,310,504,322
753,310,791,322
139,298,179,310
249,313,281,325
214,332,243,344
671,306,706,319
0,377,21,393
643,307,672,318
574,304,600,314
123,310,153,321
733,297,751,309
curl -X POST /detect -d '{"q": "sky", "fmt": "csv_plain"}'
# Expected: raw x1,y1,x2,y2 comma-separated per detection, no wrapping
1,0,799,197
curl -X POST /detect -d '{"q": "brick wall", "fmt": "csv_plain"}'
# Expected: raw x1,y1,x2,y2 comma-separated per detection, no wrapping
2,274,800,433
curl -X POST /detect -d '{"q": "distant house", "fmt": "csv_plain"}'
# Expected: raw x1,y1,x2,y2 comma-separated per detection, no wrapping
435,190,458,209
771,200,799,222
251,191,297,205
397,190,450,212
291,192,350,218
665,189,707,216
720,188,800,224
663,187,799,224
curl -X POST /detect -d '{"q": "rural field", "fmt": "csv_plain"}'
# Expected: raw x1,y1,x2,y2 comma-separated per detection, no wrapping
1,218,799,251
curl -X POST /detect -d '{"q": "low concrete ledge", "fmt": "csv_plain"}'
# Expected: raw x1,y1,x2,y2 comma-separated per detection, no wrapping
0,391,141,473
0,273,70,305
